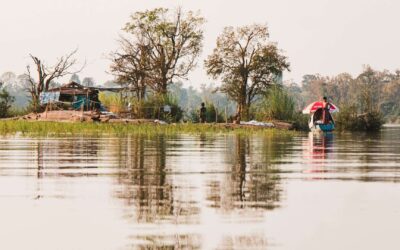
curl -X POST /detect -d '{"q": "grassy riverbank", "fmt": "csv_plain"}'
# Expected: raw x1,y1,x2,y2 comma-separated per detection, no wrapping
0,120,297,136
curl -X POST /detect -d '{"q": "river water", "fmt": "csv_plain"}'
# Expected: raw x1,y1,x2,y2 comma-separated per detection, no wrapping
0,126,399,250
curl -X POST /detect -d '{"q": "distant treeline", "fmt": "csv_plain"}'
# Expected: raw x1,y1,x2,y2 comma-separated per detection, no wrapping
286,66,400,124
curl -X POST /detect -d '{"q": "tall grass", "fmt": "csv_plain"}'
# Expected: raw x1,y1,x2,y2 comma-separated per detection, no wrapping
0,120,297,137
255,85,295,121
98,92,125,113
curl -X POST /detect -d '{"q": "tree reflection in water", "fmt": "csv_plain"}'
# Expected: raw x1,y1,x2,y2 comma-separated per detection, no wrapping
113,135,175,223
2,127,400,249
110,134,293,249
207,135,285,211
113,135,202,249
25,133,295,249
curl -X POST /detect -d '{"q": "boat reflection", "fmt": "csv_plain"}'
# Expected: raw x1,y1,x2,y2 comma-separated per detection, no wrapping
303,132,334,174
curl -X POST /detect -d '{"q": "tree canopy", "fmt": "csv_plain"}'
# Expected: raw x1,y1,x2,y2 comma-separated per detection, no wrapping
111,7,205,96
205,24,289,121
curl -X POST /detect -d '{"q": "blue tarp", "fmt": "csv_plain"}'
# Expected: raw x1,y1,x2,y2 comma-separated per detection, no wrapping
40,92,60,105
72,96,90,110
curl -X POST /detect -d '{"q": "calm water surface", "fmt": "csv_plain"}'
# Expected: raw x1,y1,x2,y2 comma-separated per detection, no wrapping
1,126,400,249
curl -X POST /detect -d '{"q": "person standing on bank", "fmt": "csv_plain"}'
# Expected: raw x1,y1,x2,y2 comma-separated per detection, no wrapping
199,102,206,123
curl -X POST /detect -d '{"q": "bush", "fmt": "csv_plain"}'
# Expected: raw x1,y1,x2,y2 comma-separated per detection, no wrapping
8,107,30,117
205,102,224,123
99,92,183,122
255,85,295,121
186,102,225,123
0,89,15,118
335,105,384,131
139,94,183,123
291,112,309,131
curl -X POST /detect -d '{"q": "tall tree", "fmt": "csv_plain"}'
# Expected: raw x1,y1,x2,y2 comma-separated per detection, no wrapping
355,66,382,113
26,49,84,111
109,38,150,100
122,7,205,95
205,24,289,121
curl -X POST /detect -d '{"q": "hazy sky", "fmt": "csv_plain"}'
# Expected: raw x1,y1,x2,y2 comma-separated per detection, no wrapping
1,0,400,87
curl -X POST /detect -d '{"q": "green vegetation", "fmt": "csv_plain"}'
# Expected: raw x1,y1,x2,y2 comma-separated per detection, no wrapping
335,104,384,131
0,88,15,118
99,92,183,122
253,85,309,131
110,8,205,97
204,24,289,122
286,66,388,131
0,120,297,137
98,92,125,113
188,102,225,123
255,85,295,121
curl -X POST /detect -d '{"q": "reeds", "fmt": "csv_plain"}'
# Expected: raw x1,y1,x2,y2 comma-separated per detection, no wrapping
0,120,297,137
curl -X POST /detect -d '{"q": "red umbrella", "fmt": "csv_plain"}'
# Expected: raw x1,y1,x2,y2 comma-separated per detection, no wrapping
302,101,339,114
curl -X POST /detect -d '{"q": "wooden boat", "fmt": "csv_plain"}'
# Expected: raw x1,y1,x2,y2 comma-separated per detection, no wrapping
309,117,335,132
303,101,339,132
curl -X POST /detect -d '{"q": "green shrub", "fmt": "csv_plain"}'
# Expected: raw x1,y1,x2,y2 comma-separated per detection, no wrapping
205,102,224,123
291,112,309,131
255,85,295,121
335,104,384,131
0,89,15,118
139,94,183,123
186,102,225,123
8,107,30,117
99,93,183,122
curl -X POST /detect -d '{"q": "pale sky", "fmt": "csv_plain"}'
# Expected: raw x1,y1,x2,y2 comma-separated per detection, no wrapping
1,0,400,87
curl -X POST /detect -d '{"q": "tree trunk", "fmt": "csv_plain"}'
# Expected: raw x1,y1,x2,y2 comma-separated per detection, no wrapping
236,96,247,123
160,78,168,95
30,93,40,113
236,81,248,122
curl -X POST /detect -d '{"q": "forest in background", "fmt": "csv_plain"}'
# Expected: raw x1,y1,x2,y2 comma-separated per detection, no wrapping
0,65,397,123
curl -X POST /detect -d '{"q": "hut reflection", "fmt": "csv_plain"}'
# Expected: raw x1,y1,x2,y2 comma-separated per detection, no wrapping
34,137,100,176
32,137,100,199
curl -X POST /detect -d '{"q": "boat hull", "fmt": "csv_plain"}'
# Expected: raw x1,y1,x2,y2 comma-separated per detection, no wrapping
310,123,335,132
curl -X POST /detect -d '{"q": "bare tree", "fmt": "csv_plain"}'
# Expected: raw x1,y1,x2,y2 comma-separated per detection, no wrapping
26,49,85,111
109,37,151,100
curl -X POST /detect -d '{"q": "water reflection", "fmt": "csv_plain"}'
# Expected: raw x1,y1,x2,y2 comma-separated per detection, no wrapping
206,136,283,211
1,128,400,249
108,134,288,249
303,133,334,175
